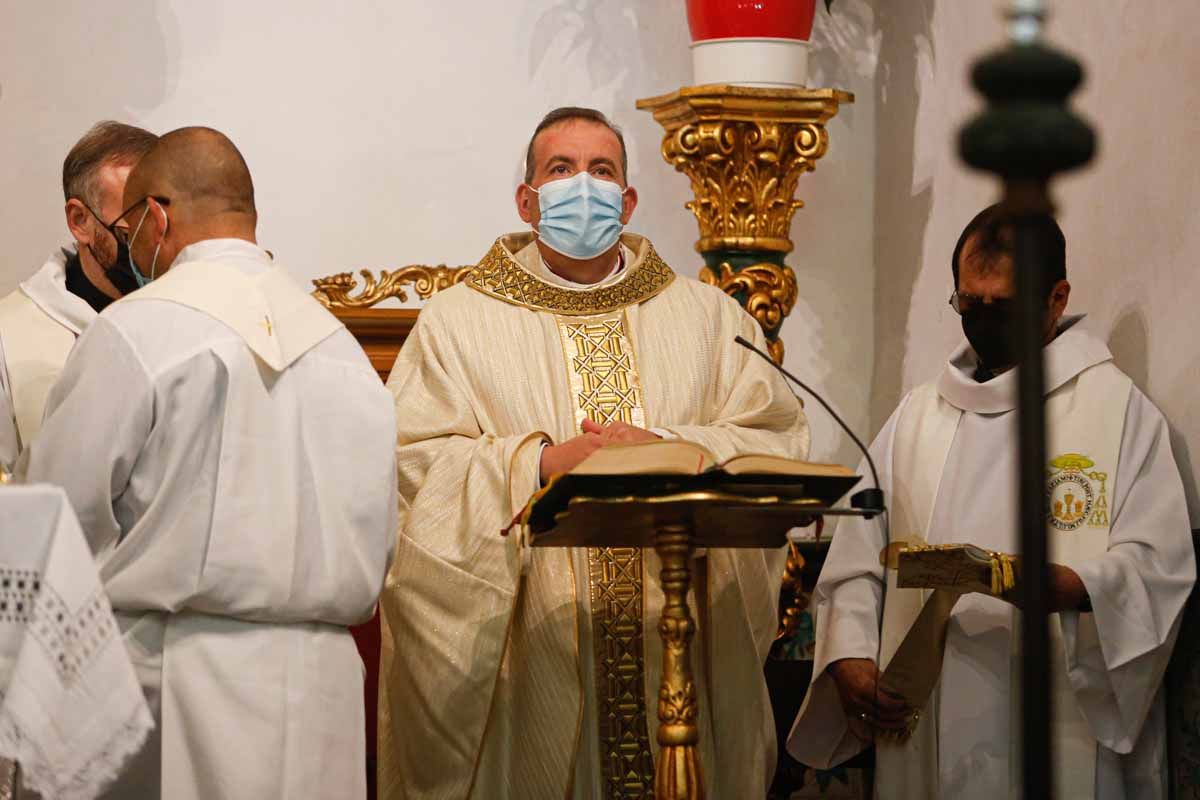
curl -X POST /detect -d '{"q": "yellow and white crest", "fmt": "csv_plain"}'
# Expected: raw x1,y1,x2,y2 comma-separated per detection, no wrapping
1047,453,1110,531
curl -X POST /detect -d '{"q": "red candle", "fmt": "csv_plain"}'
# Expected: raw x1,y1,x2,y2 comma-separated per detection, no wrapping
687,0,818,43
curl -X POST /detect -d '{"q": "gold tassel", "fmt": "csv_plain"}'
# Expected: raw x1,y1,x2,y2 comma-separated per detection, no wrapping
987,552,1018,596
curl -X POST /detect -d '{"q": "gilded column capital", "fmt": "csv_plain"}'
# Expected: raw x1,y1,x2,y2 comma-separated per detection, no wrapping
638,84,851,364
637,85,852,255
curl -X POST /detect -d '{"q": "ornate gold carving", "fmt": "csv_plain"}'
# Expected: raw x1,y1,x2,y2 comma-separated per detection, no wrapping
654,524,705,800
311,265,474,308
699,261,798,362
637,85,852,255
588,547,655,799
559,310,655,795
670,120,823,253
775,541,809,642
468,238,674,316
556,314,646,433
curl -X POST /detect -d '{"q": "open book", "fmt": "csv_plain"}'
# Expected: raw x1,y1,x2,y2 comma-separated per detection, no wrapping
569,439,855,479
519,439,859,534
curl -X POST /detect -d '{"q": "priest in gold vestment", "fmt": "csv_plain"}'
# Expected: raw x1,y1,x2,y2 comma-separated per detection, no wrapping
377,107,809,799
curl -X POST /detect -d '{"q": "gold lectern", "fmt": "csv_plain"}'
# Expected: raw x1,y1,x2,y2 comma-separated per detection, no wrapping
526,475,865,799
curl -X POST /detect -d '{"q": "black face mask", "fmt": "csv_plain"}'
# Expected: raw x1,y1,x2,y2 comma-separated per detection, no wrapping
85,241,141,296
83,205,142,296
103,241,143,295
961,302,1015,371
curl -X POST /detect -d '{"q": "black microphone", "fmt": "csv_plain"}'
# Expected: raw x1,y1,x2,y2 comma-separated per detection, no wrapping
734,335,885,516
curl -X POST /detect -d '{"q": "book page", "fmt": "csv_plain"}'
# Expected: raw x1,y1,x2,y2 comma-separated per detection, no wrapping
719,453,855,477
569,440,718,476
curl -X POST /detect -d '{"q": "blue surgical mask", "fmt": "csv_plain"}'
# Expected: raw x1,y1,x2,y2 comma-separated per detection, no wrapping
126,205,164,287
532,172,626,260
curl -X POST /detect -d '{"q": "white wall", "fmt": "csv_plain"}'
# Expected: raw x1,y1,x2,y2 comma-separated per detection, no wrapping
870,0,1200,522
780,0,878,468
0,0,699,287
0,0,878,467
8,2,1187,514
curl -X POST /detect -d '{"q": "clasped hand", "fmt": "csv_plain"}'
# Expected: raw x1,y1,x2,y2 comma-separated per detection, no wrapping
538,418,660,483
828,658,912,742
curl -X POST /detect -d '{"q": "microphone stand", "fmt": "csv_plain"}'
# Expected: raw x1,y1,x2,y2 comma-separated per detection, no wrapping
735,335,885,517
735,333,895,749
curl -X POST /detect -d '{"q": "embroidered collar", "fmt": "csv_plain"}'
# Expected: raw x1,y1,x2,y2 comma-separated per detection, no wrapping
467,232,674,315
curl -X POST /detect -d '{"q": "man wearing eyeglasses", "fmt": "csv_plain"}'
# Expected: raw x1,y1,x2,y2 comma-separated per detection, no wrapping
787,205,1193,799
23,126,397,799
0,121,156,477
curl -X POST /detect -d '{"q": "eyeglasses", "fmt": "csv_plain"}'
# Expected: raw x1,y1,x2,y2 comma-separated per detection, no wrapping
948,290,1015,316
106,195,171,246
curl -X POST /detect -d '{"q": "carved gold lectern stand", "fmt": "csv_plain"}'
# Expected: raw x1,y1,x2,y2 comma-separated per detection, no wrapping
529,486,865,799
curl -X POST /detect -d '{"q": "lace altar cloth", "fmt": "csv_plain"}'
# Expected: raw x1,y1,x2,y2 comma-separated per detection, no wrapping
0,485,151,799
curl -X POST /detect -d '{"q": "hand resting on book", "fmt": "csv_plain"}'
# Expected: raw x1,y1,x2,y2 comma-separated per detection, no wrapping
538,419,662,483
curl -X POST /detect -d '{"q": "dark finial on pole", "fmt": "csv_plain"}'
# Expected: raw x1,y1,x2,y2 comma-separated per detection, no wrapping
957,2,1095,798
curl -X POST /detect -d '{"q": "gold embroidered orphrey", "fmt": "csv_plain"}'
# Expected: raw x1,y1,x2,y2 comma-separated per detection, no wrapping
468,235,674,316
557,315,647,433
558,310,656,798
1047,453,1110,531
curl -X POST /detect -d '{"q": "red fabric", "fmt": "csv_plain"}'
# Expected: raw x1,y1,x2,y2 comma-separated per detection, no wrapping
686,0,816,42
351,611,381,799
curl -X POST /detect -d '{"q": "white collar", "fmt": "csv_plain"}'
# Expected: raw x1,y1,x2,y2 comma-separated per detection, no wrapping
936,315,1113,414
18,246,96,335
171,238,272,276
527,244,629,289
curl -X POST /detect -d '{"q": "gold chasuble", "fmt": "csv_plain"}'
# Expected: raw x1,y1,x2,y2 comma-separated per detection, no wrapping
378,233,809,800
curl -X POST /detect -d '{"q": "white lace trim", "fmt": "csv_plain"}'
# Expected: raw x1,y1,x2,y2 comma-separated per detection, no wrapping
0,694,153,800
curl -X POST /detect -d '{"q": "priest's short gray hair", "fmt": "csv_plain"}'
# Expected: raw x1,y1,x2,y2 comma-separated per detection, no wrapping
523,107,627,185
62,121,158,210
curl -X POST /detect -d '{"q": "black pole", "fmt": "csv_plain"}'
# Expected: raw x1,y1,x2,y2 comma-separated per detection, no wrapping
1013,197,1053,796
958,3,1095,796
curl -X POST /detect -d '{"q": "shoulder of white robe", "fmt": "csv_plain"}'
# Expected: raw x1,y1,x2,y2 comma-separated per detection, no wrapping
18,249,94,335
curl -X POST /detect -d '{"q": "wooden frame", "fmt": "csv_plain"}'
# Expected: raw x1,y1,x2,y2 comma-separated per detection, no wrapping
332,308,419,382
312,263,474,382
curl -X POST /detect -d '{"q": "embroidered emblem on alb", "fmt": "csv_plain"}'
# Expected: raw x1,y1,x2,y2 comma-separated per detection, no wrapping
1047,453,1110,531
